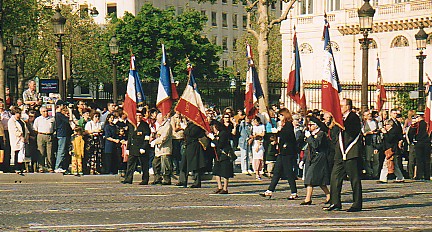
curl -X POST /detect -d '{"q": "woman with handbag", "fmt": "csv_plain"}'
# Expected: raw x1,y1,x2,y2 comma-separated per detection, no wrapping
259,108,298,199
211,121,234,194
300,120,331,205
378,119,405,183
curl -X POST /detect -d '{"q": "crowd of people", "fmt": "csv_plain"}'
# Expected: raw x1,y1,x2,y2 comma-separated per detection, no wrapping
0,80,431,212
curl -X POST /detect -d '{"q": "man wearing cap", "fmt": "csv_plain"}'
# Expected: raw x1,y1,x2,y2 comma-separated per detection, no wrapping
122,109,151,185
408,112,430,181
324,98,363,212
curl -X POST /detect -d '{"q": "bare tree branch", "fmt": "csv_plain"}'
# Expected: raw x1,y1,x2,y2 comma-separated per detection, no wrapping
269,0,297,29
246,0,259,10
247,11,259,40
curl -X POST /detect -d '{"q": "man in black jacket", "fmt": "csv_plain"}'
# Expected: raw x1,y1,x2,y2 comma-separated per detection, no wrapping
410,113,431,181
122,109,151,185
324,98,363,212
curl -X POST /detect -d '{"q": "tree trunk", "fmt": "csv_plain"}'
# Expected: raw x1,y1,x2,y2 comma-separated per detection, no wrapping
257,1,270,111
0,0,5,102
18,54,25,99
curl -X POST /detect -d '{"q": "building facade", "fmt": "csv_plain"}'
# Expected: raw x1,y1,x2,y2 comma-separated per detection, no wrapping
280,0,432,109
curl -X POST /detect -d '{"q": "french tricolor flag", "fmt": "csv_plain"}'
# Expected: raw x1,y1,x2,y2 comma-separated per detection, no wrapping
321,16,343,129
174,64,210,132
124,55,146,128
156,44,179,117
245,44,263,119
287,27,306,109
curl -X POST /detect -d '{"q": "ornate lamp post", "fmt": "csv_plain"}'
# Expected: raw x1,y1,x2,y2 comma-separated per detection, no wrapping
89,7,99,17
109,36,119,103
358,0,375,112
415,25,428,112
52,6,66,100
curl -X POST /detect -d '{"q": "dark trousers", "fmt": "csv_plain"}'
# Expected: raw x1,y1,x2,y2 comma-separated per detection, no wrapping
102,152,112,174
330,158,362,209
415,143,431,180
0,132,11,172
172,139,183,174
268,155,298,194
178,155,203,187
124,155,149,184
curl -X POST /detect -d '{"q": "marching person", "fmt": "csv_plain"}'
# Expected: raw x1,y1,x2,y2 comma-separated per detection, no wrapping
301,120,330,205
122,109,151,185
210,121,234,194
259,108,298,200
152,113,173,185
176,121,207,188
408,112,430,181
324,98,363,212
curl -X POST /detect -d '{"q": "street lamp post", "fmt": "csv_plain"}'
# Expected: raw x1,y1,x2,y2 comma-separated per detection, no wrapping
12,36,20,100
52,6,66,100
358,0,375,113
109,36,119,103
415,25,428,112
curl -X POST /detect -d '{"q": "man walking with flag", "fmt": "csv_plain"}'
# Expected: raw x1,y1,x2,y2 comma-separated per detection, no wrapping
321,16,363,212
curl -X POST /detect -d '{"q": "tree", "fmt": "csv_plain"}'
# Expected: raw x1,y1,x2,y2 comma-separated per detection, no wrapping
199,0,297,109
107,4,221,83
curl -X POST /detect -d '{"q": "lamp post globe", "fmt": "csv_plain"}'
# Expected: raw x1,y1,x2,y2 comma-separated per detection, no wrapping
358,0,375,113
90,7,99,17
52,6,66,36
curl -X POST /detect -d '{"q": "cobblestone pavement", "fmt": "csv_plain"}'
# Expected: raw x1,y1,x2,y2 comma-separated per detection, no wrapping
0,175,431,231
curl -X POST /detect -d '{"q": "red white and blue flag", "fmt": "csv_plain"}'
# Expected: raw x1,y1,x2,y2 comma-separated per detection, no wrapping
424,73,432,134
375,57,387,112
174,64,211,132
321,17,343,129
124,55,146,128
156,44,179,117
287,28,306,109
245,44,264,119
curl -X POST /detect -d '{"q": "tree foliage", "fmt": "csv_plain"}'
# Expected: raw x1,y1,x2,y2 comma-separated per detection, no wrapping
108,4,221,82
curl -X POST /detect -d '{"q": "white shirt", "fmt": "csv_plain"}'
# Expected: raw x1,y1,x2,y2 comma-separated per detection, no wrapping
252,124,265,136
33,115,55,134
85,120,103,133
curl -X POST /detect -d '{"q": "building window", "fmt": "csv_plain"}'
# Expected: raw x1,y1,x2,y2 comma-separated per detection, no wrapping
326,0,340,12
233,38,237,51
211,12,217,26
369,39,378,49
222,0,227,4
223,60,228,69
232,14,238,28
271,2,276,10
395,0,409,3
81,86,90,95
299,43,313,54
222,13,228,27
222,37,228,51
300,0,313,15
243,15,247,29
391,35,409,48
107,4,117,17
212,35,217,44
177,7,183,15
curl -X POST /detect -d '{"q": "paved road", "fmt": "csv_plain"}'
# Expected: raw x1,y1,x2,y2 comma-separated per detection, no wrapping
0,174,431,231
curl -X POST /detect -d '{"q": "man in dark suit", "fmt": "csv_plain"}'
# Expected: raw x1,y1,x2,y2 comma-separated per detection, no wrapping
122,109,151,185
324,98,363,212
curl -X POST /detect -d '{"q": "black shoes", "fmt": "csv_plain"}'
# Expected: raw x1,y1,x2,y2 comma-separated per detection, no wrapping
175,182,187,187
300,201,312,205
161,182,172,185
323,204,342,211
121,181,132,184
347,207,362,212
214,189,222,194
189,185,201,188
151,180,162,185
138,181,148,185
219,190,228,194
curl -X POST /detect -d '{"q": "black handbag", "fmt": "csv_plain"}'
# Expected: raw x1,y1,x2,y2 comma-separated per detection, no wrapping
221,148,237,162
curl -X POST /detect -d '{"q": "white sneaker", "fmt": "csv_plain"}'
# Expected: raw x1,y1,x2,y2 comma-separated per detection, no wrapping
54,168,66,173
149,168,154,175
